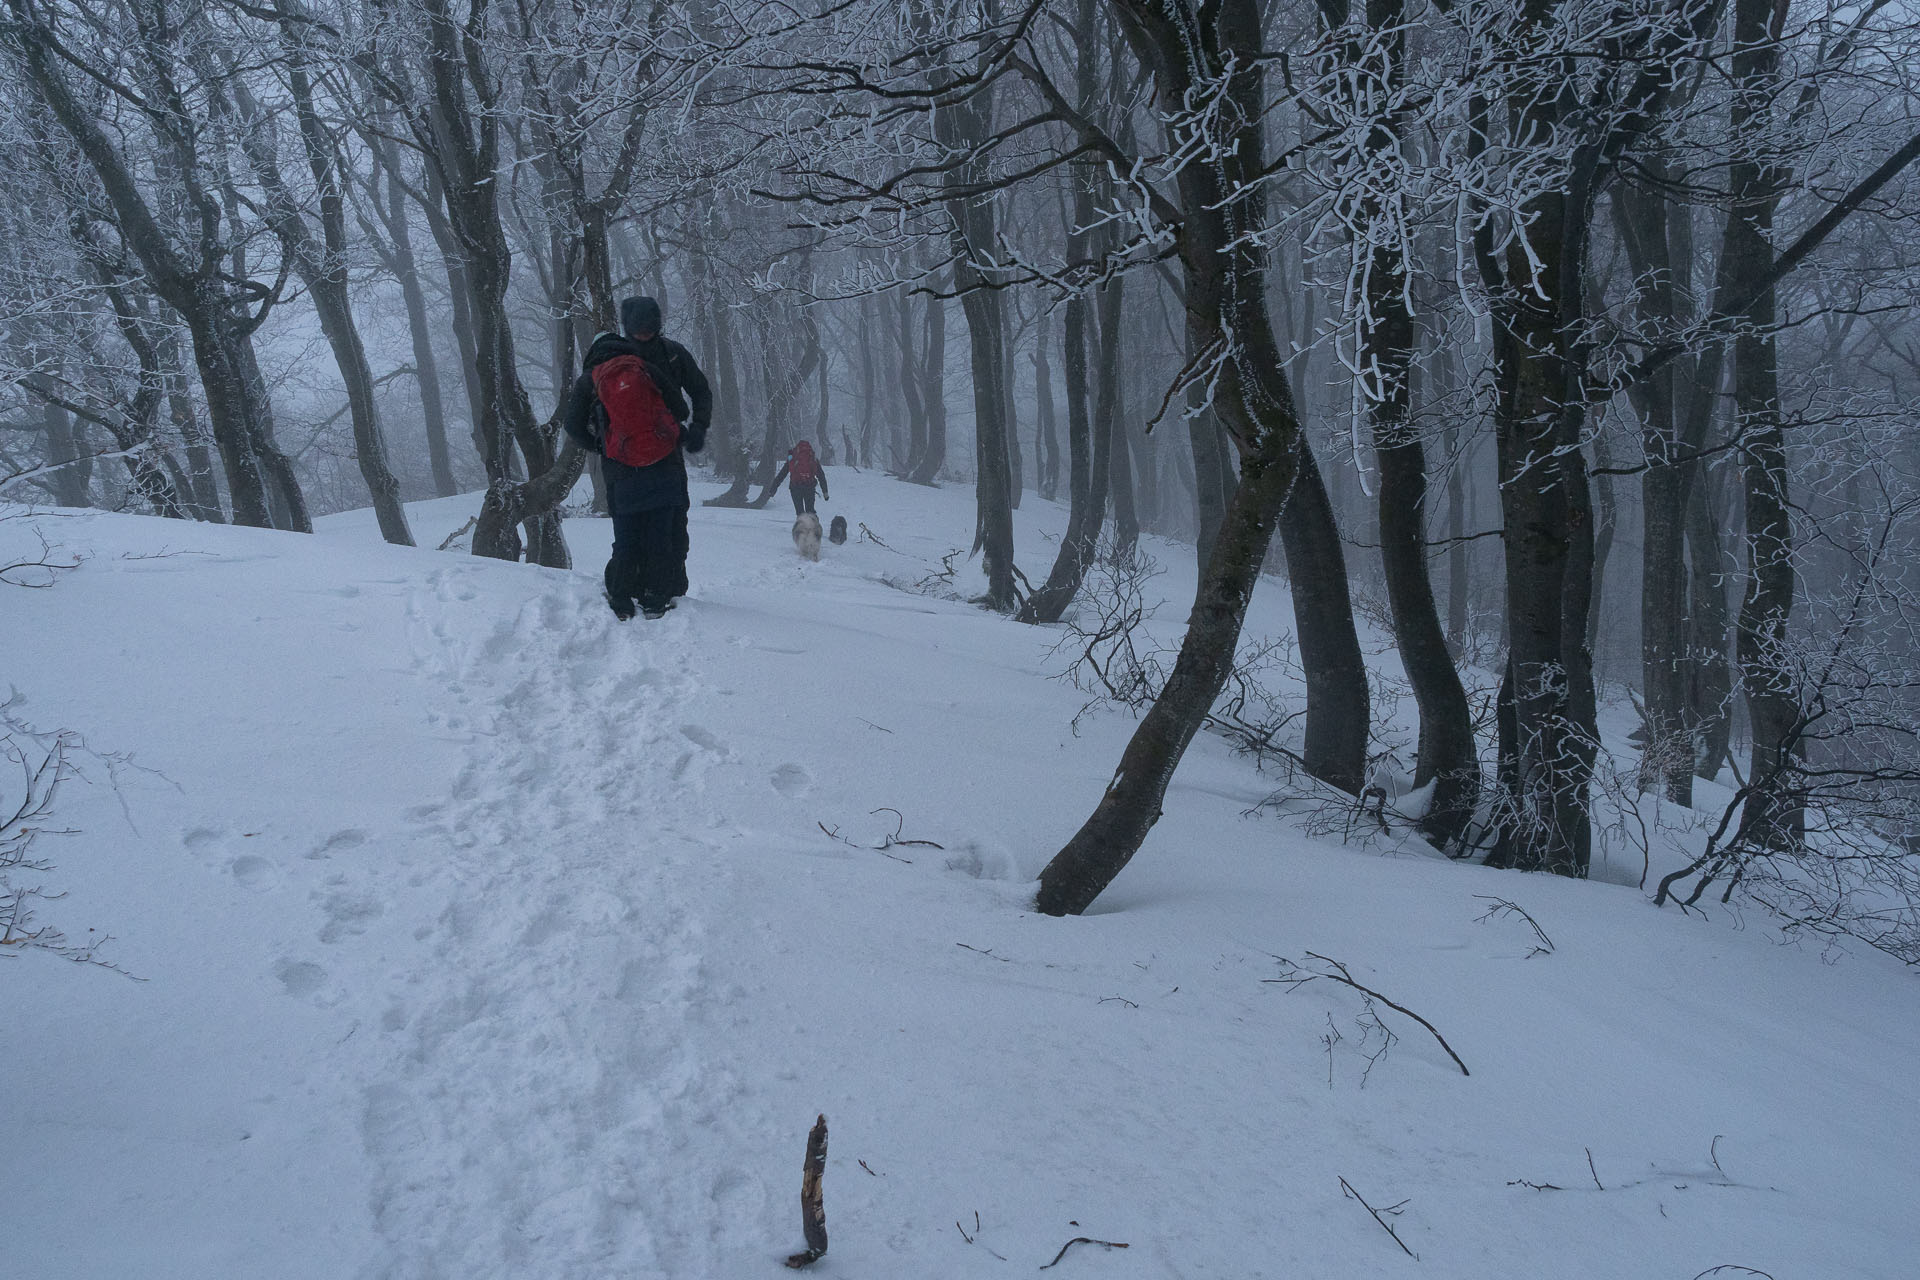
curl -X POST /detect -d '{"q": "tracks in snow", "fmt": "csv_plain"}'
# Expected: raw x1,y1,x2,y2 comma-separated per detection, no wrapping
359,572,768,1279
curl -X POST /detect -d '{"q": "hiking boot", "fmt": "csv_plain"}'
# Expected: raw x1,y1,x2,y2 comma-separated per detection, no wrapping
606,589,637,622
639,594,676,620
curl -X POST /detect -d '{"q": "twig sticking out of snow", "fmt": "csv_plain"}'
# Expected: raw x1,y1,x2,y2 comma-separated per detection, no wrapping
784,1114,829,1268
1472,895,1556,956
1338,1176,1417,1259
1266,952,1471,1076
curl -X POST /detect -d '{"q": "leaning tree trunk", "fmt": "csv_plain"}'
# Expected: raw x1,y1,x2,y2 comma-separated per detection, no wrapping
1037,0,1317,915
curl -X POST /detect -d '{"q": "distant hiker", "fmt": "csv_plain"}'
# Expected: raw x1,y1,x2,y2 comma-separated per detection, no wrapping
769,439,830,516
563,296,713,620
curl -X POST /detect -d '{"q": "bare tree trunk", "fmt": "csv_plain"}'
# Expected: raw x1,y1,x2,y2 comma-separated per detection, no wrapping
1014,0,1106,624
1103,276,1139,561
893,287,927,475
236,46,412,545
1727,0,1801,848
1185,304,1235,568
1034,309,1060,501
158,327,224,520
405,0,581,565
376,158,460,498
1016,200,1115,625
910,289,947,484
1442,420,1468,655
37,394,90,508
421,166,489,461
1687,476,1737,780
1277,451,1370,794
1038,0,1318,913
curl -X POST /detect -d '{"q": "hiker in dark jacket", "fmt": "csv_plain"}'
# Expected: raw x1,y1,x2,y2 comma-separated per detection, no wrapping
562,296,714,620
768,439,829,516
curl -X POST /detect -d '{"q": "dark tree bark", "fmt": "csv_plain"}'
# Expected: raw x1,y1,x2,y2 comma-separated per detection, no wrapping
1038,0,1320,914
392,0,583,565
1616,175,1696,803
1328,0,1465,824
1276,450,1370,795
1686,476,1737,780
1102,276,1140,562
1367,268,1476,838
1726,0,1801,848
1441,419,1468,656
158,326,224,520
1184,311,1236,567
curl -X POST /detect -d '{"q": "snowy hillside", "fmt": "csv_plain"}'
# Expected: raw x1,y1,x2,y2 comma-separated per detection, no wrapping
4,471,1915,1279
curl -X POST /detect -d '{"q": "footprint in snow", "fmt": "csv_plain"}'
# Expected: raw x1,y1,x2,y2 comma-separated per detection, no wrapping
307,828,368,859
316,889,384,944
771,764,811,797
228,854,276,892
680,724,728,754
273,958,328,998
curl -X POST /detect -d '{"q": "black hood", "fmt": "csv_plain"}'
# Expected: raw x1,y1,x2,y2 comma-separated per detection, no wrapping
621,296,663,338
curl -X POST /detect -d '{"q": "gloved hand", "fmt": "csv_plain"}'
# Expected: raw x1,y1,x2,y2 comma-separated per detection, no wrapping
684,423,708,455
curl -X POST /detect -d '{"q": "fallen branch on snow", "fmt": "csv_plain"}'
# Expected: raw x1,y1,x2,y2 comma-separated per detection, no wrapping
1039,1236,1129,1269
1338,1176,1417,1259
1266,952,1470,1076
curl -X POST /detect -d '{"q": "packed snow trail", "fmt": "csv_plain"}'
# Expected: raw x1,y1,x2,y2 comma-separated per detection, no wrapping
358,576,770,1278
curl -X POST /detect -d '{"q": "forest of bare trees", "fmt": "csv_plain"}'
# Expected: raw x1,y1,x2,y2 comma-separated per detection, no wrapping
5,0,1920,953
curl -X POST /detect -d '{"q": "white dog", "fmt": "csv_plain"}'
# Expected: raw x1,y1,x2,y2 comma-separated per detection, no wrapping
792,511,823,561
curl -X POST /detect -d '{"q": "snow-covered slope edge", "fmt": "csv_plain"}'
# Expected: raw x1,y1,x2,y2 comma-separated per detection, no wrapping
4,473,1914,1280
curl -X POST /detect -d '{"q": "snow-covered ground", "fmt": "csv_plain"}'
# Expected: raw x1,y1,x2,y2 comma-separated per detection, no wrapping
4,470,1914,1279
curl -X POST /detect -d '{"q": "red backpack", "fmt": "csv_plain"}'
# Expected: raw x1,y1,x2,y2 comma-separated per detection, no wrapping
591,354,680,467
790,440,818,485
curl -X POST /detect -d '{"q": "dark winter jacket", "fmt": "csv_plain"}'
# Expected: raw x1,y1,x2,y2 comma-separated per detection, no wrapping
562,331,714,514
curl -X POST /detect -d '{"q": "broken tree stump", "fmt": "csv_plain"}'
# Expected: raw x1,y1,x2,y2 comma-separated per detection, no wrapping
784,1114,829,1268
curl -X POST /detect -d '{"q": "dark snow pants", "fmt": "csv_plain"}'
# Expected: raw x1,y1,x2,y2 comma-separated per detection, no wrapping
790,483,817,516
607,505,690,608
